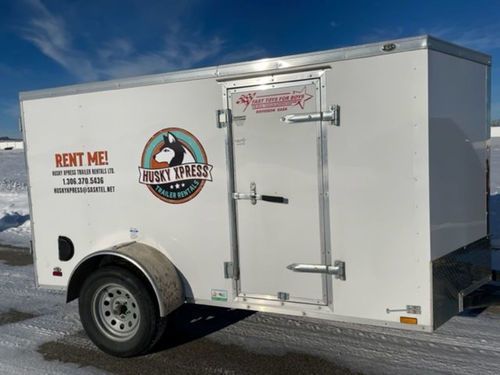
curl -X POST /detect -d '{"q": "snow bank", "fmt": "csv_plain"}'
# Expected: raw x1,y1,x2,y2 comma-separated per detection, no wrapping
0,150,30,248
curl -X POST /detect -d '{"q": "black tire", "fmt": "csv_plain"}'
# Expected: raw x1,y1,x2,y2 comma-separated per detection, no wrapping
79,266,167,357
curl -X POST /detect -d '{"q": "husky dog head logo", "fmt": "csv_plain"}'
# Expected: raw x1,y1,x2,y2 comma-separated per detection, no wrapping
139,128,213,204
154,133,195,167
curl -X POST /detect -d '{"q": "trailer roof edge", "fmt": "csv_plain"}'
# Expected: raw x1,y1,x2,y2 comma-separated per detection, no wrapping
19,35,491,101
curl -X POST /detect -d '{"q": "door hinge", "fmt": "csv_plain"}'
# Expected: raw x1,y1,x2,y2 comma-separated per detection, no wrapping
216,108,232,128
277,292,290,301
224,261,234,279
287,260,346,280
330,104,340,126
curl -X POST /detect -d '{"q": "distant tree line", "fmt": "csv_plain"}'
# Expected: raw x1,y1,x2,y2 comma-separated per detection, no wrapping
0,136,22,141
493,119,500,127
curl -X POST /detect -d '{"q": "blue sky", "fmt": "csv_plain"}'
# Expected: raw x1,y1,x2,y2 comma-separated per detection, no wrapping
1,0,500,138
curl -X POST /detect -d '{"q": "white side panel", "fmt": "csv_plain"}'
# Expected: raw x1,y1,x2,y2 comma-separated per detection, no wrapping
428,51,488,260
326,51,432,325
22,78,233,301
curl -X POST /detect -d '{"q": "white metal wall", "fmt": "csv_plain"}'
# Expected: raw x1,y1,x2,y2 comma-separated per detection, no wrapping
428,51,488,260
325,50,432,325
22,78,233,302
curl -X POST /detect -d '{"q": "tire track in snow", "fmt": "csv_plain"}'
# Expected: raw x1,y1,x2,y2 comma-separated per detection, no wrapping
202,311,500,374
38,302,500,375
0,254,105,374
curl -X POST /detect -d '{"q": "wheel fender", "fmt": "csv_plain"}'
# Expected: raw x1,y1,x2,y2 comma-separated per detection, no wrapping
67,242,184,317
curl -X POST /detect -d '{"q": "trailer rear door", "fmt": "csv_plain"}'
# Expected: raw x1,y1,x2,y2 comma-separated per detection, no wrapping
227,74,330,305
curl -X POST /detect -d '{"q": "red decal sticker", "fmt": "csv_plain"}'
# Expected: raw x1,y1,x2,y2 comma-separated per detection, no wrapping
236,86,313,114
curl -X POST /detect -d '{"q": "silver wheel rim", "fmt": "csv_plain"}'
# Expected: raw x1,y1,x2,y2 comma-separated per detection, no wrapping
91,283,140,341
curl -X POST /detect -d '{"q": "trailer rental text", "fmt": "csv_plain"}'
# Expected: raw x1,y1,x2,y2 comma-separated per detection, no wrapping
55,151,109,168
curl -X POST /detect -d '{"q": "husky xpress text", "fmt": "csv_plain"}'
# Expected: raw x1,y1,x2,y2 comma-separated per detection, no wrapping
139,163,212,185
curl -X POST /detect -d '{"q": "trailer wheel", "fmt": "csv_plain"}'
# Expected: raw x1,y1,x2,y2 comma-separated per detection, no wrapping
79,266,166,357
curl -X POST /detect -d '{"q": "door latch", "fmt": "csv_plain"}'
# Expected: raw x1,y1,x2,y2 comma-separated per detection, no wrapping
233,182,289,205
280,105,340,126
386,305,421,315
287,260,346,280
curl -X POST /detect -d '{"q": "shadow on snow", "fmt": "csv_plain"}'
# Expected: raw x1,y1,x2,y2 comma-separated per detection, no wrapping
153,304,255,353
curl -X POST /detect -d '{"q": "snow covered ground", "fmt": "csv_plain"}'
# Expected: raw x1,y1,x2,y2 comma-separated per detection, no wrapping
0,248,104,374
0,248,499,374
0,150,30,248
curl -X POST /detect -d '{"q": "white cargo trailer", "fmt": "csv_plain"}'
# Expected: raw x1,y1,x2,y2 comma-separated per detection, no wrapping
20,35,492,357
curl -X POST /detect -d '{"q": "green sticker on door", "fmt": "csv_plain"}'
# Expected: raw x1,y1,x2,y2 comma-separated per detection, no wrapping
211,289,228,302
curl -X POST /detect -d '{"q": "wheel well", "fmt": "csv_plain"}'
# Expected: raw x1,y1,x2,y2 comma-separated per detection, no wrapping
67,255,160,313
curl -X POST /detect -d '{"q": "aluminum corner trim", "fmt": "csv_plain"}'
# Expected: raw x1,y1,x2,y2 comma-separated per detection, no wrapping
426,36,491,66
19,35,490,102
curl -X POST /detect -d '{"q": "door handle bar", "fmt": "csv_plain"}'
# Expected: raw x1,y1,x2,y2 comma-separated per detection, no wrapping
280,105,339,126
232,193,288,205
287,261,346,280
233,182,288,205
261,195,288,204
